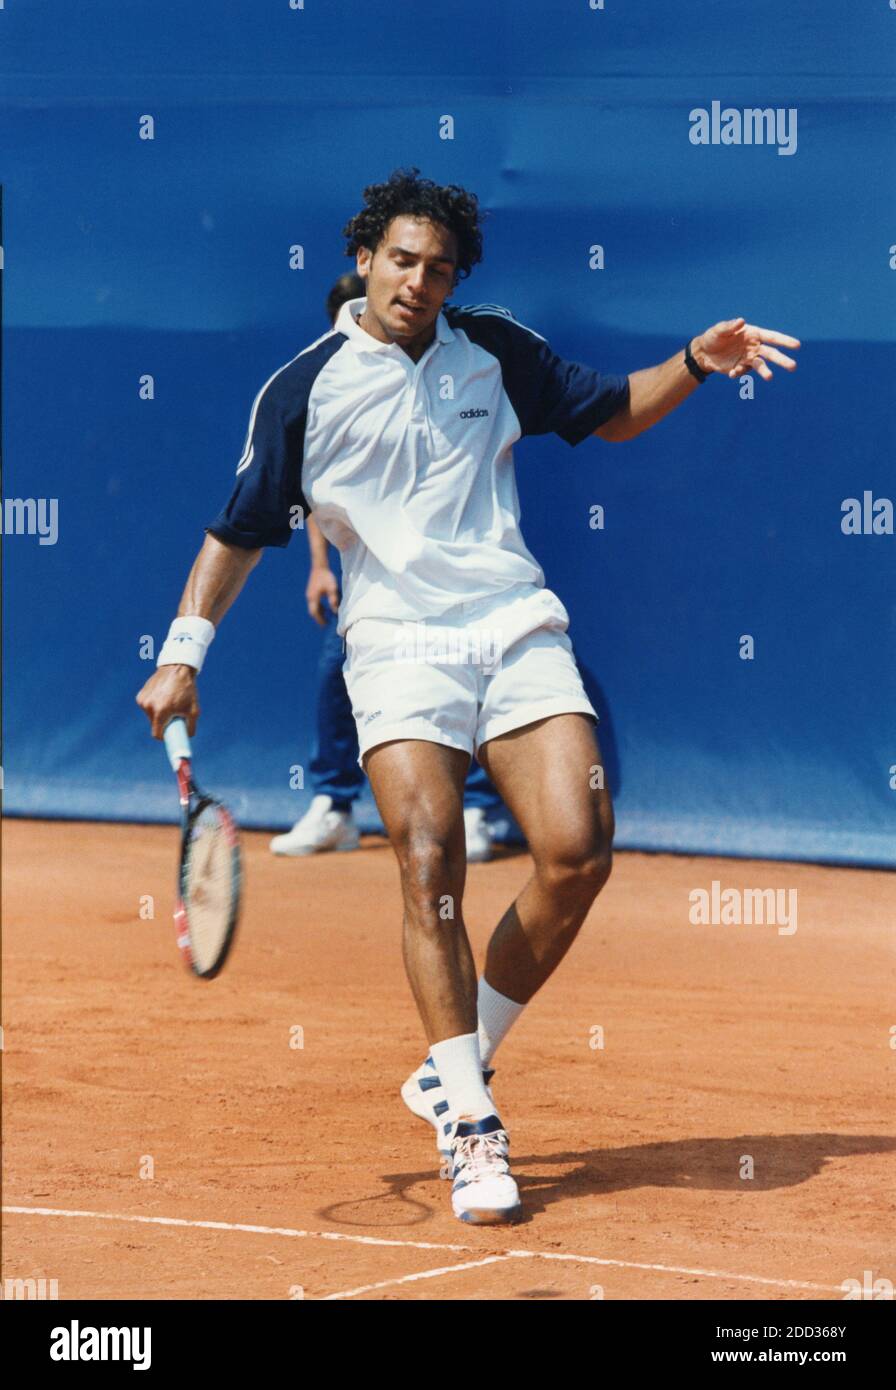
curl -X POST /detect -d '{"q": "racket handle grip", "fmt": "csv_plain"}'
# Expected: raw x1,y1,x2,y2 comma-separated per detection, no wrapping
163,717,192,771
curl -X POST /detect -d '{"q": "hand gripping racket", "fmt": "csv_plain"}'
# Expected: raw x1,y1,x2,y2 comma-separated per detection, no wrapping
163,718,242,979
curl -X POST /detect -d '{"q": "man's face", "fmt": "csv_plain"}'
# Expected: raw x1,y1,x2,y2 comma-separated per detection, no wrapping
357,215,458,350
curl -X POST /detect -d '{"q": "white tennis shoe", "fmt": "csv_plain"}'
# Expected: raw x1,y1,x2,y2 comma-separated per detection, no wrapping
269,795,360,856
464,807,494,863
401,1056,496,1174
450,1115,521,1225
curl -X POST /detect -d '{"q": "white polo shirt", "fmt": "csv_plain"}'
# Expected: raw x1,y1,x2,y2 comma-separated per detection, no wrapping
209,297,629,637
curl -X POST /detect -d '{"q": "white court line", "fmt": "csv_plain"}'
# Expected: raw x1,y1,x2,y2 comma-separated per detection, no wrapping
323,1255,514,1300
2,1206,468,1254
503,1249,841,1293
3,1205,843,1294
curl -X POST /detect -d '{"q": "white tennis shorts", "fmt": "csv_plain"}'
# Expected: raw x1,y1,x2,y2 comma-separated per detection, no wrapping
342,584,597,767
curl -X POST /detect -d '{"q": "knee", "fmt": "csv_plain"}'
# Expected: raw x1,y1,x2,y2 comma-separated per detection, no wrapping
394,829,463,910
535,838,613,901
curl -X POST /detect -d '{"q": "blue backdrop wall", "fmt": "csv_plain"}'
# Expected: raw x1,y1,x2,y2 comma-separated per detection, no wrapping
2,2,894,865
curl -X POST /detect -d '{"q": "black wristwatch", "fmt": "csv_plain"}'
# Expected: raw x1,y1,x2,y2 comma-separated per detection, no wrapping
684,339,710,383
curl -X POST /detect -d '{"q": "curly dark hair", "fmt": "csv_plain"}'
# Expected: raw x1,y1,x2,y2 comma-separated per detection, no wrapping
343,168,484,282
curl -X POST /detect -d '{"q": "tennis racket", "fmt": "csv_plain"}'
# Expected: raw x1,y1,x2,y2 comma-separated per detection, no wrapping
163,717,242,979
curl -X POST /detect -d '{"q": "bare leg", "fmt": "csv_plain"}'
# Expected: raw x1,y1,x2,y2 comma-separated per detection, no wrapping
477,714,614,1003
363,738,478,1043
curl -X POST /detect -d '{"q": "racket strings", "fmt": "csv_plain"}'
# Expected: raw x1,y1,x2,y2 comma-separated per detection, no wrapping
183,802,238,975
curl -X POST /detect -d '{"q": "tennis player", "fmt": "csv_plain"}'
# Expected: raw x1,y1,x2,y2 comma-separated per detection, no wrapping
137,168,799,1225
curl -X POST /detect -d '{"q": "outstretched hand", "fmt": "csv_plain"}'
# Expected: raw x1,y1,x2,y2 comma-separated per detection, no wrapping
693,318,800,382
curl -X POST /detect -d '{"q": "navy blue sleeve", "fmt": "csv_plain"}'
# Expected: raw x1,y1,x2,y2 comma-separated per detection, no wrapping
207,376,309,550
207,333,348,549
448,306,630,446
502,318,630,445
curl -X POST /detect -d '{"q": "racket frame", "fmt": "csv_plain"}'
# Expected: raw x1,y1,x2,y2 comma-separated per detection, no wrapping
167,727,242,980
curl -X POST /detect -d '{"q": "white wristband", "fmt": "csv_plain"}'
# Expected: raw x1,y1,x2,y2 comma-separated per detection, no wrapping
156,616,216,673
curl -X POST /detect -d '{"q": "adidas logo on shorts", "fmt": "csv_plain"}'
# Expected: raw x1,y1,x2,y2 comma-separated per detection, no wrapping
459,408,489,419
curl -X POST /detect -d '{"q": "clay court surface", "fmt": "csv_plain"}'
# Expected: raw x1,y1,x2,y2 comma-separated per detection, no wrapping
2,817,893,1301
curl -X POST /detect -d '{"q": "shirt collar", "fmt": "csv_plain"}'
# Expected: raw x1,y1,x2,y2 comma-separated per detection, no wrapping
335,296,455,354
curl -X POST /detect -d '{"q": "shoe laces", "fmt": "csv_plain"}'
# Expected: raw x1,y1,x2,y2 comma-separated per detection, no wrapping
452,1130,510,1181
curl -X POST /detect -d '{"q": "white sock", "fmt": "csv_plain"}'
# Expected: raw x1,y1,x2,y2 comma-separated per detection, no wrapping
429,1032,494,1123
477,977,525,1067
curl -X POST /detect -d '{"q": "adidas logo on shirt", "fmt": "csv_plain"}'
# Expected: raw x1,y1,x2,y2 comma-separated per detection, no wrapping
459,408,489,419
